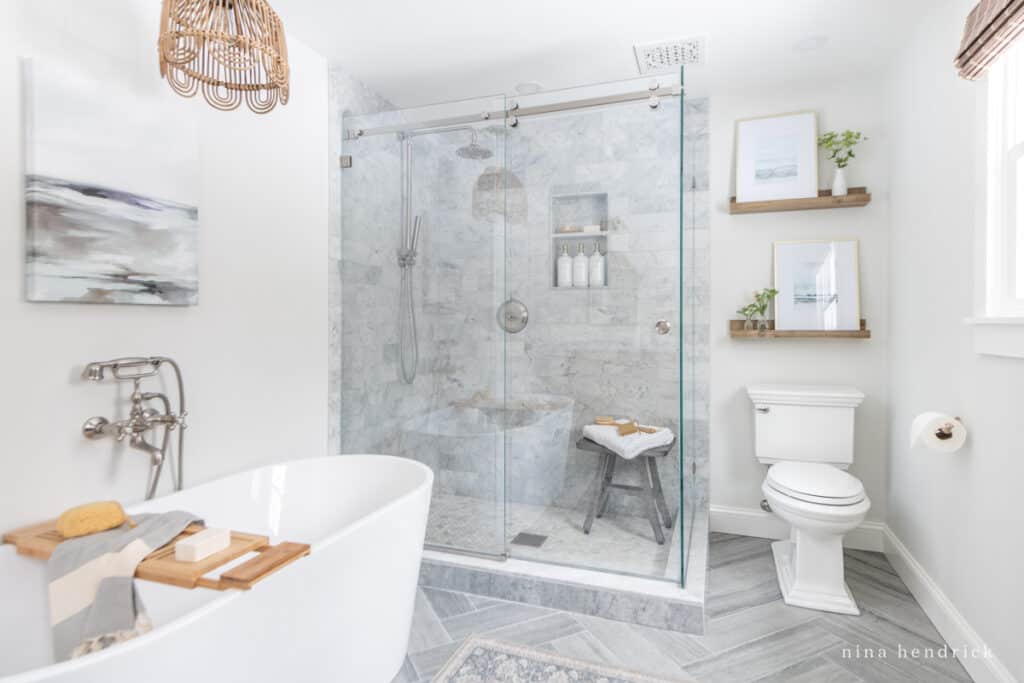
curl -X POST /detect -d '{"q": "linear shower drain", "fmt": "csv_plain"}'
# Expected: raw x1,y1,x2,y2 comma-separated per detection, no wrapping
510,532,548,548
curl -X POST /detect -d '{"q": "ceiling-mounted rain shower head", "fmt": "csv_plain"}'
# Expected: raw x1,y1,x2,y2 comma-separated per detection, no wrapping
456,130,493,160
634,37,707,74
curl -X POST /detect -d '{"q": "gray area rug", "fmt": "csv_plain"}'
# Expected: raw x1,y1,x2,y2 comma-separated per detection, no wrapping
434,637,690,682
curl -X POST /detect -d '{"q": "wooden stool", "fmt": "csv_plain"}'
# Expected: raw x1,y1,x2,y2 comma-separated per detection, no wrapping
579,436,675,545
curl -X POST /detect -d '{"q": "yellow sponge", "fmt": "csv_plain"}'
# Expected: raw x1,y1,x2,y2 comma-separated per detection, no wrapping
56,501,128,539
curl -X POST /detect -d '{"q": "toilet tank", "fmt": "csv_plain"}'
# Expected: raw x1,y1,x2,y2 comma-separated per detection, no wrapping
747,385,865,468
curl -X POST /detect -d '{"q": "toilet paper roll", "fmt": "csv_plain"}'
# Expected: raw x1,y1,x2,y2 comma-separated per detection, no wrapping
910,412,967,453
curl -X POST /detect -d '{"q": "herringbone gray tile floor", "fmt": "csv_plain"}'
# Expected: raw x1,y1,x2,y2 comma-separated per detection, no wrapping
393,533,973,683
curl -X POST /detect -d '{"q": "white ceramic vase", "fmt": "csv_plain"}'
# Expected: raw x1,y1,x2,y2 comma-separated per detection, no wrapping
831,167,848,197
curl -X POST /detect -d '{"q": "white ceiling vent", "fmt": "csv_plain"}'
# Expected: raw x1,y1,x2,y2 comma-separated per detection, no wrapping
633,37,706,74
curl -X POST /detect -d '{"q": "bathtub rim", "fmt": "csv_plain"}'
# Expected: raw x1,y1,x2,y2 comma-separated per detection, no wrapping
1,454,433,683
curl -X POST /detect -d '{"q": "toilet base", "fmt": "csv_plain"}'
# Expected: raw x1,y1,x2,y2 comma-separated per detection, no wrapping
771,540,860,615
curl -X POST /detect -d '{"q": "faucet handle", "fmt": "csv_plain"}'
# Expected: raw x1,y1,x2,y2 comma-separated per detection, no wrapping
167,411,188,431
82,416,108,440
82,417,128,441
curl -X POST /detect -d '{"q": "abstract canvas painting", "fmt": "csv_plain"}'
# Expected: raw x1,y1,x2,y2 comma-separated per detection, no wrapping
24,59,199,305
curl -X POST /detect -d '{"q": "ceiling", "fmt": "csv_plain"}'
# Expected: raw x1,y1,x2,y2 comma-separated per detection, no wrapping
276,0,936,108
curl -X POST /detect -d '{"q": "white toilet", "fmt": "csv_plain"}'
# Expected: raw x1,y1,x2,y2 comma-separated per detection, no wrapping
747,384,870,615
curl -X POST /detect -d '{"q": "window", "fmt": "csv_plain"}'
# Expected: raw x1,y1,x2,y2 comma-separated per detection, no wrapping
986,40,1024,317
973,43,1024,358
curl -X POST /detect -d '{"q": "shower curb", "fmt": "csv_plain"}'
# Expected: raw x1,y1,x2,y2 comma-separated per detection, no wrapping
418,556,706,635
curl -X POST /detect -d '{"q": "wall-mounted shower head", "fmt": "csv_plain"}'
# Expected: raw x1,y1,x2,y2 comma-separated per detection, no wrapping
83,363,106,381
457,130,493,160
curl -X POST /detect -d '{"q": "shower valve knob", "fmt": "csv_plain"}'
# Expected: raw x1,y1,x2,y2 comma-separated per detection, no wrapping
498,299,529,334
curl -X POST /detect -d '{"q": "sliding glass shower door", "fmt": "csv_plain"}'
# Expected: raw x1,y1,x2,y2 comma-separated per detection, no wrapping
500,76,689,581
339,73,693,583
341,95,509,557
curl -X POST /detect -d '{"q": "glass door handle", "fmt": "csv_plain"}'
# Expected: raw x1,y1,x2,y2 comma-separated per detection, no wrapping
655,320,672,335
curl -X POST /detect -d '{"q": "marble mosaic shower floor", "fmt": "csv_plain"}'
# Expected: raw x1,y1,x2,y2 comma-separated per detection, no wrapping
426,493,675,578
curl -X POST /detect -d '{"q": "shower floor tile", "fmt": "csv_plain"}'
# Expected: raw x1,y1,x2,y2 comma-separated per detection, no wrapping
427,493,676,579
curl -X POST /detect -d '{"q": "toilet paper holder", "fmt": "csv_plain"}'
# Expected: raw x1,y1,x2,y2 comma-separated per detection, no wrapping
934,417,963,441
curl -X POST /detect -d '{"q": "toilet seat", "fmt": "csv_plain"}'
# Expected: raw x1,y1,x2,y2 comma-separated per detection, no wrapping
765,462,865,506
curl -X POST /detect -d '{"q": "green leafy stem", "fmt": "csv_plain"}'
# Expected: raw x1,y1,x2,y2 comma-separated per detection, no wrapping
737,288,779,321
817,129,866,169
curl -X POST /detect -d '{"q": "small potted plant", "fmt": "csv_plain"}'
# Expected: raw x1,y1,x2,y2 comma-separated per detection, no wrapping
737,288,778,335
817,129,866,197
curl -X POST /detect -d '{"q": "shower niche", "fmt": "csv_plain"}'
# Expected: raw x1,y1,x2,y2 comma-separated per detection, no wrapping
550,192,609,289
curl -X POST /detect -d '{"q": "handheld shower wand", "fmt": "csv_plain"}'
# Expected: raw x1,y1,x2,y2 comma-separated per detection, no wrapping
398,134,421,384
398,215,421,384
81,357,187,499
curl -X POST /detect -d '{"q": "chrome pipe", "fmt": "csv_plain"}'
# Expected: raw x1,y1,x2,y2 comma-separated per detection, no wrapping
150,357,187,490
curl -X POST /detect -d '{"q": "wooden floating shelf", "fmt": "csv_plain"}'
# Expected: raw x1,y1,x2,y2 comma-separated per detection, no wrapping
729,187,871,214
729,319,871,339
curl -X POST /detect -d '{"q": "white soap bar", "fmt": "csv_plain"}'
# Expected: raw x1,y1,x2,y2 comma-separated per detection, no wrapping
175,527,231,562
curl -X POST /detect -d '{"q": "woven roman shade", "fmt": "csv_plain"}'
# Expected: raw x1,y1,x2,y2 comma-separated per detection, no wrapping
956,0,1024,79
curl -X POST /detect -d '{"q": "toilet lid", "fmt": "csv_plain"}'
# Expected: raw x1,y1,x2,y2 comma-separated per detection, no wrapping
766,462,865,506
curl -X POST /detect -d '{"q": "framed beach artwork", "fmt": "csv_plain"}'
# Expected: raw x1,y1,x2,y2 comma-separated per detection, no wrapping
735,112,818,203
23,59,199,305
773,240,861,331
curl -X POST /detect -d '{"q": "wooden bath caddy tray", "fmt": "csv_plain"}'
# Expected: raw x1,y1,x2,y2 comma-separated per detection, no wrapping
2,520,310,591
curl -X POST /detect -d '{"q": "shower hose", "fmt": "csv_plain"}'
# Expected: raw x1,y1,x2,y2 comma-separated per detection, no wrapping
399,257,418,384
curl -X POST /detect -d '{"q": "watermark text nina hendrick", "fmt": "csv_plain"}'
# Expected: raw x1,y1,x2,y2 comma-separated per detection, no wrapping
842,643,992,661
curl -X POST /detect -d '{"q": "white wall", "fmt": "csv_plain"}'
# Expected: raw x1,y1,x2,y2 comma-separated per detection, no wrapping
709,78,891,523
887,1,1022,678
0,1,329,531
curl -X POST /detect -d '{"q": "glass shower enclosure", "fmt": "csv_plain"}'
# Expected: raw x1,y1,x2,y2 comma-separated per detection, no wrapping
340,71,694,584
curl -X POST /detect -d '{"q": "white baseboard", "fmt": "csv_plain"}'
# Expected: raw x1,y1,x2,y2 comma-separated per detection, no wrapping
709,504,885,551
711,505,1015,681
883,527,1016,683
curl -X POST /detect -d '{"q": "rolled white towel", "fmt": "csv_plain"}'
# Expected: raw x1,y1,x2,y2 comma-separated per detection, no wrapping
582,422,675,460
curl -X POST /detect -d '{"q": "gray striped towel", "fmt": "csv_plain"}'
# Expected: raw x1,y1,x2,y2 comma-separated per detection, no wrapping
47,511,201,661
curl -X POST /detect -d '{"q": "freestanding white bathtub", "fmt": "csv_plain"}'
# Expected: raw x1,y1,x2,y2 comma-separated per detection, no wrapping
0,455,433,683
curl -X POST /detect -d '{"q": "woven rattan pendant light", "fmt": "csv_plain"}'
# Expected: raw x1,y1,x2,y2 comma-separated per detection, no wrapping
159,0,290,114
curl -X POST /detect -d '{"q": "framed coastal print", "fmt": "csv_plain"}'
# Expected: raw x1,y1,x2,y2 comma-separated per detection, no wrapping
735,112,818,203
773,240,860,331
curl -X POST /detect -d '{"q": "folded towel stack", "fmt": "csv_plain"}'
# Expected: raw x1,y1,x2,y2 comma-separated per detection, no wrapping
583,418,675,460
